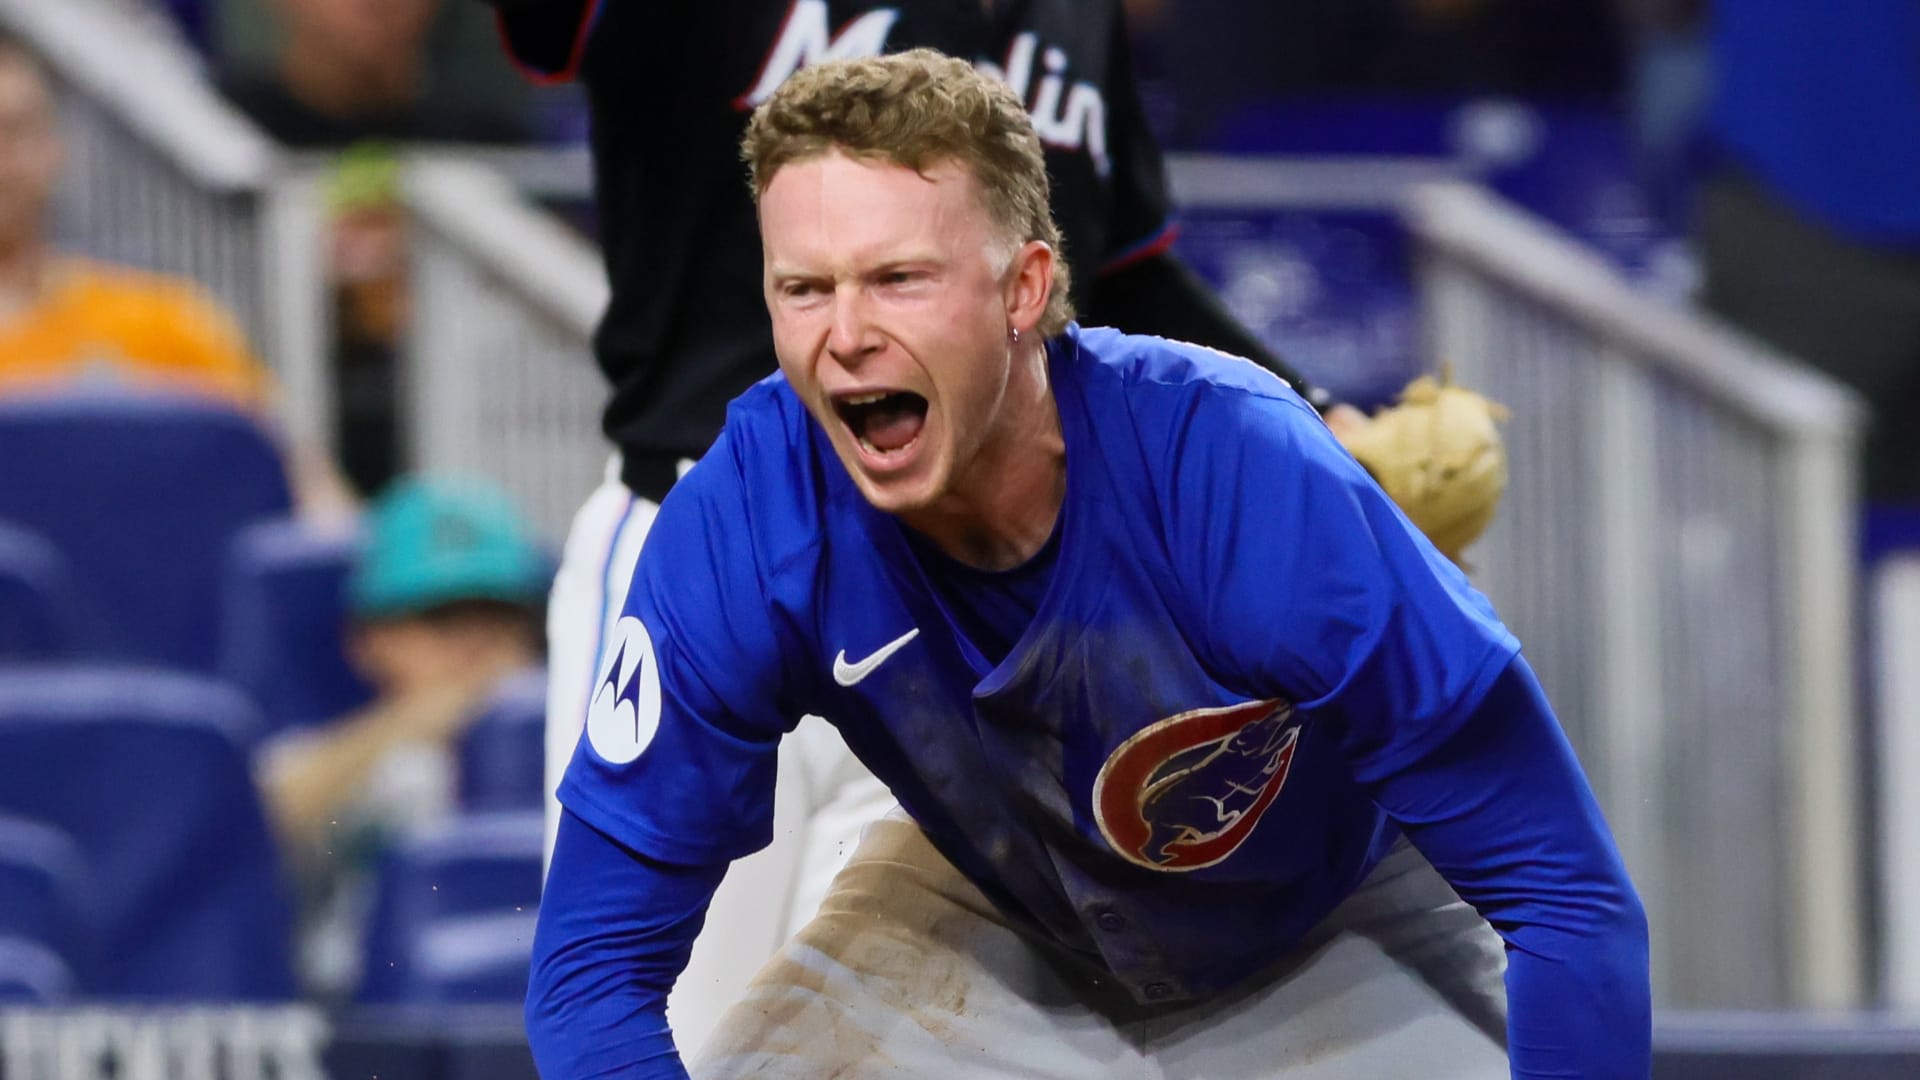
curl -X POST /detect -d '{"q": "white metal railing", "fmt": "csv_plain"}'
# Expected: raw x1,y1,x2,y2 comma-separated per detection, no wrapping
400,156,609,541
1407,182,1866,1010
3,0,333,450
1875,552,1920,1009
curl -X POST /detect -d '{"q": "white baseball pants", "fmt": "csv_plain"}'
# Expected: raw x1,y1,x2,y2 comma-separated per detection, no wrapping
693,815,1510,1079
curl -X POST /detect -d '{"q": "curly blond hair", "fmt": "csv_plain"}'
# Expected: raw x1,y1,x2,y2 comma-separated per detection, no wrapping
742,49,1074,337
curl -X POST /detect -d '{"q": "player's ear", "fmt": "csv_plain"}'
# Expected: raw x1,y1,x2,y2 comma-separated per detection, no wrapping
1004,239,1053,336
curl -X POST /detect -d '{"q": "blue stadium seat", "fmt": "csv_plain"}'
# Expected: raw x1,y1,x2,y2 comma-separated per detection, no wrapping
219,517,376,740
0,814,94,984
0,938,76,1004
358,812,544,1005
0,393,292,672
456,670,548,813
0,521,74,659
0,667,296,1001
0,810,93,972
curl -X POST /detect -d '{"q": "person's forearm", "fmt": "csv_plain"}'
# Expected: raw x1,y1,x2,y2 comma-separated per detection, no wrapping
1086,250,1333,410
528,810,729,1079
260,705,425,849
261,679,493,851
1367,657,1651,1078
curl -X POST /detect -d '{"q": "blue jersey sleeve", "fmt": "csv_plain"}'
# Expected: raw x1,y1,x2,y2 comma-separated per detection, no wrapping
558,433,802,866
1166,381,1519,779
1377,656,1651,1078
526,810,727,1079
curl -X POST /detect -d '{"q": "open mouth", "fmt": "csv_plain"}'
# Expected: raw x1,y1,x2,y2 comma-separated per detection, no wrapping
833,390,929,461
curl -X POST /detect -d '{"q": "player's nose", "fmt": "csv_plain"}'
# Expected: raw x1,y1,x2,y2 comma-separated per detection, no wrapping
824,288,883,367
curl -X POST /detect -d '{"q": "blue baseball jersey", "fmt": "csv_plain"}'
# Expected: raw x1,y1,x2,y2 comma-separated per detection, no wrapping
562,324,1520,1005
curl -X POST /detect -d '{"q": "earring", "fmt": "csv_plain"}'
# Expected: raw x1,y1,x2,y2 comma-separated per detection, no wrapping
1010,328,1021,345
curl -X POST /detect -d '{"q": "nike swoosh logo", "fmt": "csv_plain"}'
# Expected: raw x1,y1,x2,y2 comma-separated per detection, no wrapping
833,627,920,687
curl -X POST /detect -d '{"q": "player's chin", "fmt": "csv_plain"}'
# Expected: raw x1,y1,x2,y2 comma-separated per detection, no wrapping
849,467,944,516
839,438,945,515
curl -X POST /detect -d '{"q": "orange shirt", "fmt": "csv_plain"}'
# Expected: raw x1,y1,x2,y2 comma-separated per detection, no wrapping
0,259,273,411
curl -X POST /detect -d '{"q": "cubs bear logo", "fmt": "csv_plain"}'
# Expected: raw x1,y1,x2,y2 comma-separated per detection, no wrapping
1092,699,1300,872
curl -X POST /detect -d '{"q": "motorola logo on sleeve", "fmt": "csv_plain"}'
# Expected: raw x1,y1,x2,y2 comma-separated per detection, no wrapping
586,616,663,764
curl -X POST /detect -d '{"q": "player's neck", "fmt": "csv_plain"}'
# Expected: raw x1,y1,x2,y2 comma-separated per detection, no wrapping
903,340,1064,571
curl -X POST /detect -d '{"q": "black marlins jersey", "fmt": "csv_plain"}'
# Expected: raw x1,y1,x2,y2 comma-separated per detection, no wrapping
498,0,1178,501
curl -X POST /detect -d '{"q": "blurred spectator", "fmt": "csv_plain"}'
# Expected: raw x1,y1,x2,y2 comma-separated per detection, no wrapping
1128,0,1627,149
1619,0,1709,232
216,0,531,495
217,0,529,148
321,146,412,496
0,32,269,410
257,475,547,995
1696,1,1920,505
0,30,355,519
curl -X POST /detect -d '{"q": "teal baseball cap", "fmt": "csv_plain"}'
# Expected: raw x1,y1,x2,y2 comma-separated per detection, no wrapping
349,475,551,619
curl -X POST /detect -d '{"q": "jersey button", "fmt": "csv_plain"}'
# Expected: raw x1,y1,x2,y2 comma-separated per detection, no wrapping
1095,911,1127,933
1143,981,1175,1002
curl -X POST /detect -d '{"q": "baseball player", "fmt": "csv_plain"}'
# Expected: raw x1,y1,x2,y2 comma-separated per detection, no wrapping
486,0,1509,1050
526,50,1649,1080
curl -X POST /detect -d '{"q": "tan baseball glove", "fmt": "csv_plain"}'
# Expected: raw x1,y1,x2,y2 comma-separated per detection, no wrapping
1334,371,1509,564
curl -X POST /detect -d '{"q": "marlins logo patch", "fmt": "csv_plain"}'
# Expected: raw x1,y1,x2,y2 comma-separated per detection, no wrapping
585,616,662,764
1093,699,1301,872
